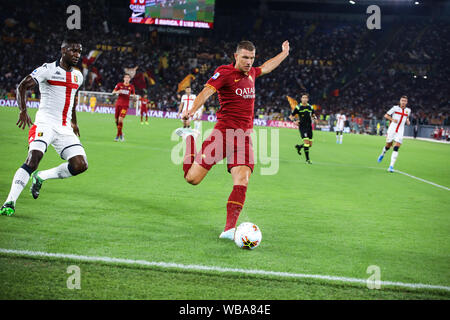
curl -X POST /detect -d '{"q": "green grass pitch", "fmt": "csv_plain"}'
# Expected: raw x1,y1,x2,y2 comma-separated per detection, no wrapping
0,107,449,299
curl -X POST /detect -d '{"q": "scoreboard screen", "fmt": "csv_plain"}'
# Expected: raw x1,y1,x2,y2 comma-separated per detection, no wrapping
129,0,215,29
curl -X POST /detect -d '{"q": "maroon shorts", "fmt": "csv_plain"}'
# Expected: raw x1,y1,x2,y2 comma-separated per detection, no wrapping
141,107,148,115
115,105,128,119
195,127,254,173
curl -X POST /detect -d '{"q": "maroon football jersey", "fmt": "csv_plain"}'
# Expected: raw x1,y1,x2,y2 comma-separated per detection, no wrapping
114,82,135,107
206,64,262,130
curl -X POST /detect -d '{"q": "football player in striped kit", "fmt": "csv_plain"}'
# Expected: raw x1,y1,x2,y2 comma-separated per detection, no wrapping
1,35,88,216
335,110,346,144
377,96,411,172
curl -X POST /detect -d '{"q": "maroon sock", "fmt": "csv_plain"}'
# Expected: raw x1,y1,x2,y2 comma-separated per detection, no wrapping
183,135,196,178
225,185,247,231
117,123,123,136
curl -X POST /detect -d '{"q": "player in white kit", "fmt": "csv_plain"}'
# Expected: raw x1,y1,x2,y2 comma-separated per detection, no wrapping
335,110,346,144
177,86,196,128
0,35,88,216
377,96,411,172
191,104,204,132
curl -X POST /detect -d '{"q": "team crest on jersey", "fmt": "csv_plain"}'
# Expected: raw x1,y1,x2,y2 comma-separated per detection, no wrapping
74,75,78,83
211,72,220,80
249,75,253,82
38,132,43,137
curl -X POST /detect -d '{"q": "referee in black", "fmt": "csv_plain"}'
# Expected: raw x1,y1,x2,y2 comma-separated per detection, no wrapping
289,93,317,164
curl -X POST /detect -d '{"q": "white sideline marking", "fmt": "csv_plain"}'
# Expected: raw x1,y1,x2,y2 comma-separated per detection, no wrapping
395,170,450,191
306,161,449,191
1,248,449,292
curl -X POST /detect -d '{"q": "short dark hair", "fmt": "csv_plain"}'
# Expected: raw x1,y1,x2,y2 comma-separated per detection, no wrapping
301,93,309,98
124,73,131,78
236,40,256,53
61,32,82,48
401,95,408,99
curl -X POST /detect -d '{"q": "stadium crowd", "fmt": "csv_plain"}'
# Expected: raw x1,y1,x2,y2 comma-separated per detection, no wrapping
0,0,448,128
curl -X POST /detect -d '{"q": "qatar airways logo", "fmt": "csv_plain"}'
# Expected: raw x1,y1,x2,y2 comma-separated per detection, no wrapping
235,87,255,99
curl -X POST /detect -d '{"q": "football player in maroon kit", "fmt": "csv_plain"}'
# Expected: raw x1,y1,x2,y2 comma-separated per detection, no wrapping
176,40,290,240
112,74,135,141
140,94,149,125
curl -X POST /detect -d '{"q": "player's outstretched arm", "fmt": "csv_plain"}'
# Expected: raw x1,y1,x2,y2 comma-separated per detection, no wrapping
184,86,215,120
16,75,36,130
259,40,290,76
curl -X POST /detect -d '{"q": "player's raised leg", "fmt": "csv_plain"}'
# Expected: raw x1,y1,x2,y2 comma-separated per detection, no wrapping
295,143,303,156
176,127,209,184
378,141,392,163
31,155,88,199
1,150,43,216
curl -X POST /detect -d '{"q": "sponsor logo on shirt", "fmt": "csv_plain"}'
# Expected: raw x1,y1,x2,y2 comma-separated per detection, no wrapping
235,87,255,99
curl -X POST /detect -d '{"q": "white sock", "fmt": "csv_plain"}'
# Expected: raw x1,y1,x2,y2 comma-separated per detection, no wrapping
38,163,73,180
340,135,343,143
390,151,398,167
5,167,31,205
381,146,388,156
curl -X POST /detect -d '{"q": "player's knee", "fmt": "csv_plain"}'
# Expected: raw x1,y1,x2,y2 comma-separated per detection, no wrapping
185,174,201,185
235,177,249,187
393,146,400,152
69,157,88,176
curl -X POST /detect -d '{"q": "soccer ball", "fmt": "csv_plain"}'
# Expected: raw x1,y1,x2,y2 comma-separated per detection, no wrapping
234,222,262,250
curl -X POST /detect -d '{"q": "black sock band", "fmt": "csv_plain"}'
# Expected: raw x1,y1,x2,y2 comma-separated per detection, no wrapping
393,146,399,152
21,163,33,175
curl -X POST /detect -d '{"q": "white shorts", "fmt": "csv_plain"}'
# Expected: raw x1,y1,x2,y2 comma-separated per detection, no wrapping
335,126,344,132
386,128,404,144
28,122,87,160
